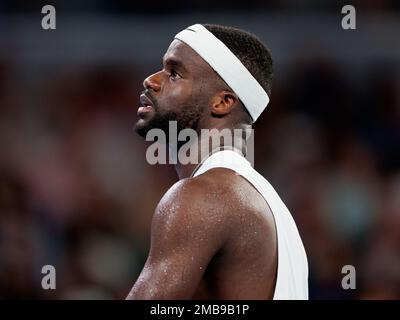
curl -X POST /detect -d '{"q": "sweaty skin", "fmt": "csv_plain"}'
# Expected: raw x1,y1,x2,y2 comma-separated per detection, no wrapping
128,40,277,299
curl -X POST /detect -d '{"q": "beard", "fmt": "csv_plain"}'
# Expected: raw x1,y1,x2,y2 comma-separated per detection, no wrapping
134,98,204,141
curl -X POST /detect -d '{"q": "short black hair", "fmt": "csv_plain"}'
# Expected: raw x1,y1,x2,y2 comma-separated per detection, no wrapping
203,24,273,98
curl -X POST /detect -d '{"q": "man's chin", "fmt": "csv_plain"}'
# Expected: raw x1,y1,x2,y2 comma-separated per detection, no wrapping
134,117,167,138
134,119,151,138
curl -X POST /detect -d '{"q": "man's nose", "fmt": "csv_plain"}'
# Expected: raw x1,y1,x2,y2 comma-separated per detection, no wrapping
143,71,162,92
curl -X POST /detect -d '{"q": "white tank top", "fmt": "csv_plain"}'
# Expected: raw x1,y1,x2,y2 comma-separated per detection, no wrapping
192,149,309,300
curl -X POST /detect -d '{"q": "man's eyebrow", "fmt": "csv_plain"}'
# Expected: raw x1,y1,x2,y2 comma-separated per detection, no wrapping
162,56,188,71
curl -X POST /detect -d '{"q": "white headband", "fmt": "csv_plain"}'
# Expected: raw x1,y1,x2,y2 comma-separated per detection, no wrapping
174,24,269,122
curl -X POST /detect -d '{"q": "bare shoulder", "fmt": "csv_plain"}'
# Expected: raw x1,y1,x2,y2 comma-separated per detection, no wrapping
153,167,273,239
150,169,238,251
195,168,277,239
155,167,251,221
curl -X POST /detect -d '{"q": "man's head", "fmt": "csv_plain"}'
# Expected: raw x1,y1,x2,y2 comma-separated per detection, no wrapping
134,24,273,138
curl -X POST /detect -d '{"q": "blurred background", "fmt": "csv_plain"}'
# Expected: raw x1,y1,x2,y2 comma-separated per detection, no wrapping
0,0,399,299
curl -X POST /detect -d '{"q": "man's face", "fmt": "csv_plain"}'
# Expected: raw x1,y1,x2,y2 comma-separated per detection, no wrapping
134,40,217,138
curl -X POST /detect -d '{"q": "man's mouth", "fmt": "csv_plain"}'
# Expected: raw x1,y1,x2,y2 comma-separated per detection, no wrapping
138,93,155,117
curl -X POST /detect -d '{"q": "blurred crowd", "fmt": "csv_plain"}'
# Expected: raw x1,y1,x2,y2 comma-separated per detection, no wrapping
0,15,399,300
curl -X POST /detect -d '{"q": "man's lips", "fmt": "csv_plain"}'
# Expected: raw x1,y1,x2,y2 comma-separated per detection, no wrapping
138,94,155,117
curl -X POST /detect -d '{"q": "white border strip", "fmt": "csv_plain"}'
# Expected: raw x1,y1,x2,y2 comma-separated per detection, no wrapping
175,24,269,122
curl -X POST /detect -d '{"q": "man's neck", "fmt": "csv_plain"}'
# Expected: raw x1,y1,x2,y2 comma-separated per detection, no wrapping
174,124,250,180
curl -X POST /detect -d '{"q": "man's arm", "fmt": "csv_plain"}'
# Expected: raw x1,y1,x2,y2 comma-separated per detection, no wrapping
126,176,230,299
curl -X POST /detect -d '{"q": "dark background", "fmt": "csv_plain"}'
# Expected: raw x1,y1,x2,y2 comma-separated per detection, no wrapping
0,1,399,299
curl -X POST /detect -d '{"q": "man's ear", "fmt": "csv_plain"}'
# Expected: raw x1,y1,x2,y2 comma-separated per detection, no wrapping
210,90,237,117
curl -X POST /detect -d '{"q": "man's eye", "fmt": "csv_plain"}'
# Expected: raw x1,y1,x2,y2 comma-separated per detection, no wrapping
169,69,180,80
